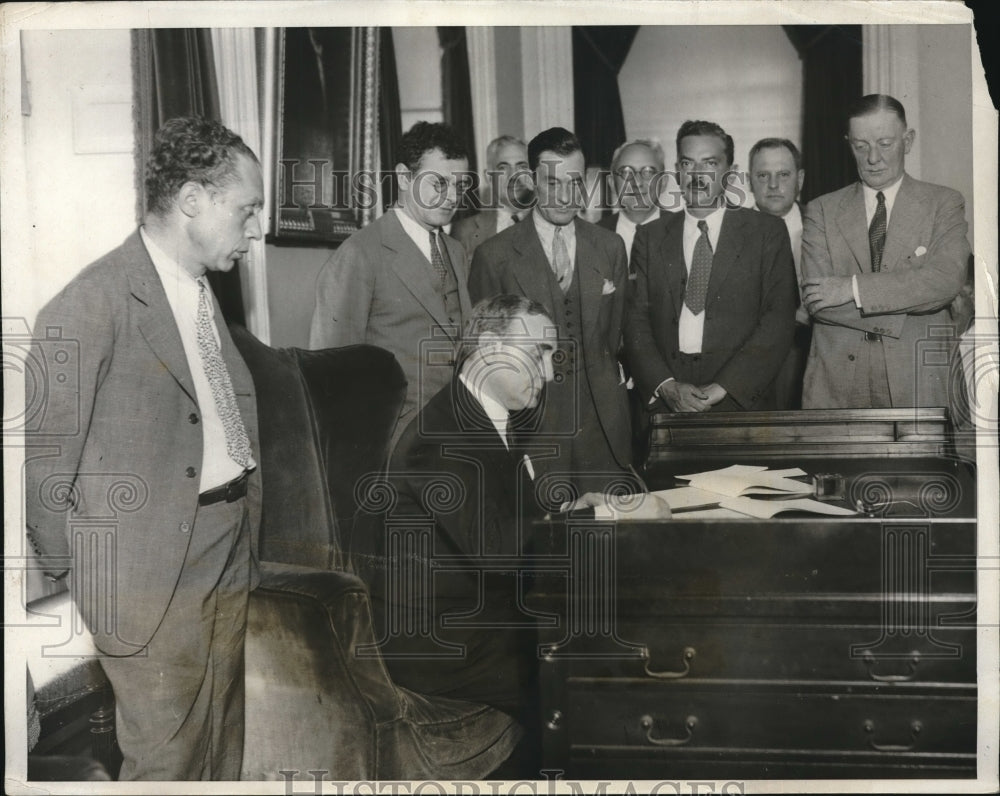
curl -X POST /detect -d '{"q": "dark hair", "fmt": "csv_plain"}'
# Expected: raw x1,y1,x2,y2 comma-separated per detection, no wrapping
457,294,551,369
144,116,258,216
748,137,803,172
676,120,735,167
528,127,583,172
846,94,908,129
397,121,469,172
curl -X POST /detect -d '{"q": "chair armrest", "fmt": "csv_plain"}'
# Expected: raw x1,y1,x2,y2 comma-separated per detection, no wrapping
243,562,401,780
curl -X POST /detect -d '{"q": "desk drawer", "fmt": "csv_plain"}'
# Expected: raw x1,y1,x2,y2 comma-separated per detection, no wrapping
542,621,976,684
561,683,976,755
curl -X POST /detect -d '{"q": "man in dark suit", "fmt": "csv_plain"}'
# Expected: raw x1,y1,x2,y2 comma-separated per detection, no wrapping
469,127,632,493
370,294,669,772
748,136,810,409
625,119,797,414
451,135,532,257
310,122,473,448
25,117,264,779
599,138,666,269
801,94,972,409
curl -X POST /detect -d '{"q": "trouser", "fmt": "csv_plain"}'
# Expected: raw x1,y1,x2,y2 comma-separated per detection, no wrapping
774,322,813,410
849,335,893,408
100,497,251,780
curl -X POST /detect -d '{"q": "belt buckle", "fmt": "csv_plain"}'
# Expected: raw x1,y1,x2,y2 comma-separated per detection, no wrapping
864,331,882,342
225,472,246,502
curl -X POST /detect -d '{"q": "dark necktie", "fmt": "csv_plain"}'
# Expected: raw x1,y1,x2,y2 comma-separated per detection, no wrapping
684,219,713,314
429,229,450,290
196,279,253,469
510,212,521,224
869,191,887,272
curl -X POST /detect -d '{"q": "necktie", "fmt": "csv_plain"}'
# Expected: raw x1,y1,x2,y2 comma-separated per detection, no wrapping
684,219,713,314
511,213,521,224
869,190,887,272
553,226,573,292
429,229,449,291
196,279,253,469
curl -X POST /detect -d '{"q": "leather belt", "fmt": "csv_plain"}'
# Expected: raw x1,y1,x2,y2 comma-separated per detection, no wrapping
864,331,883,342
199,471,250,506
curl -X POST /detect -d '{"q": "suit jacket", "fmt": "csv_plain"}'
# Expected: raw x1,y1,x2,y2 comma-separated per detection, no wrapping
24,231,262,656
624,206,797,409
801,174,971,408
468,216,632,470
309,210,472,442
450,210,500,258
596,213,618,233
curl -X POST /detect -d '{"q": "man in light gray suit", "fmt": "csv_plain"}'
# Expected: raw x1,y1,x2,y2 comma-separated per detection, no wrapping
25,117,264,779
310,122,473,446
801,94,971,409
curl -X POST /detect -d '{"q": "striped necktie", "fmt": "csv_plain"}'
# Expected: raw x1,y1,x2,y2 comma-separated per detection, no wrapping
869,191,887,272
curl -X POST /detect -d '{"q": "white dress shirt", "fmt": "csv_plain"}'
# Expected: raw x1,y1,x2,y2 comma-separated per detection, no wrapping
615,208,661,265
678,206,726,354
533,209,577,278
495,207,520,234
140,228,252,492
457,372,536,479
852,175,905,308
395,207,435,261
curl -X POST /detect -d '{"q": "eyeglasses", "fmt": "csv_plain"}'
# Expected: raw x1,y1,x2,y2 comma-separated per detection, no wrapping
614,166,660,181
415,172,476,196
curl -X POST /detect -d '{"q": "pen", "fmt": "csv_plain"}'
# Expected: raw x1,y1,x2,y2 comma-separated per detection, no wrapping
627,463,650,494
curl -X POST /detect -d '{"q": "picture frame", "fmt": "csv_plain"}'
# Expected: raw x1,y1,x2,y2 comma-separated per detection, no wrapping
269,26,380,245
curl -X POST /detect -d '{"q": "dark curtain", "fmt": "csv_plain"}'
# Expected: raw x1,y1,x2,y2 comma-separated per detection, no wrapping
437,27,477,173
572,26,639,169
783,25,862,204
131,28,245,325
380,28,403,211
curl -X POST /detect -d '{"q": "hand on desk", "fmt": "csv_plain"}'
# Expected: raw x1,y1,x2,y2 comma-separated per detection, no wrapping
567,491,673,520
657,380,727,412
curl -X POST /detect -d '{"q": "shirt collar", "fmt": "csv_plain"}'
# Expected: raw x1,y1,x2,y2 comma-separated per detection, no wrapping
617,207,661,231
532,208,575,245
683,204,726,236
140,226,201,289
458,372,509,446
862,174,904,212
782,203,802,234
395,205,436,241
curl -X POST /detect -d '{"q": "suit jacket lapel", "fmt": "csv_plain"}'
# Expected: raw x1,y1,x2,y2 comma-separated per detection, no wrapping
658,213,686,317
509,221,556,314
381,211,454,335
880,175,922,273
574,219,605,342
835,182,870,273
706,208,745,307
125,232,198,405
444,233,473,322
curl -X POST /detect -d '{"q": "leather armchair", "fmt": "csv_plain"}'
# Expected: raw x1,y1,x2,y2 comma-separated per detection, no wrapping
231,326,522,781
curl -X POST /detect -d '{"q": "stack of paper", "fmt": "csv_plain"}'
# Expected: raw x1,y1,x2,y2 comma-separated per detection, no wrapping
594,465,857,521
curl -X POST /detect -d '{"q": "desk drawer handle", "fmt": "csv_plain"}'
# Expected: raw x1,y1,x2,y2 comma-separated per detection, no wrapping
640,714,698,746
863,719,922,752
862,651,920,682
644,646,696,679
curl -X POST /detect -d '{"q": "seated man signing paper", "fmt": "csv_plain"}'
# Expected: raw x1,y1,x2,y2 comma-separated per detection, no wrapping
360,295,669,756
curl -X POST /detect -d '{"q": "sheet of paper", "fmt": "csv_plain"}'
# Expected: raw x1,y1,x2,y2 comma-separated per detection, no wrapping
720,496,858,519
676,464,768,481
686,471,813,497
649,486,723,510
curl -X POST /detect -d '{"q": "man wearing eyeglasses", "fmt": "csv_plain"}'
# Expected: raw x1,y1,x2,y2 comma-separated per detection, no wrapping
310,121,473,448
599,139,666,268
452,135,533,257
800,94,972,409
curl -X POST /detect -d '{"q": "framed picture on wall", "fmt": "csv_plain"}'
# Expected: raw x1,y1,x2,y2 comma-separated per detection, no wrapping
270,26,380,245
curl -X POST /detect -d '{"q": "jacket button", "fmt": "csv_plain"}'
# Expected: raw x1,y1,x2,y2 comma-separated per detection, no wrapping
188,413,199,424
848,355,855,362
179,521,191,533
186,466,197,478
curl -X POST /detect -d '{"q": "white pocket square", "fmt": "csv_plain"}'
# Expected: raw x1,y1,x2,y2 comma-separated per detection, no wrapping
914,245,928,257
602,279,616,295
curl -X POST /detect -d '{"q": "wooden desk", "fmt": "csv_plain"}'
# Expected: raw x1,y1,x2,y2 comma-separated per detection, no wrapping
528,409,977,779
